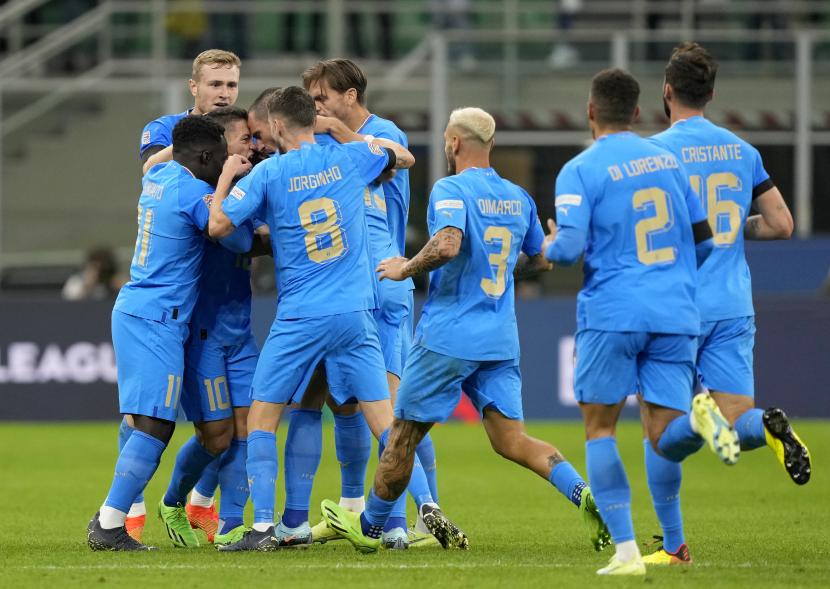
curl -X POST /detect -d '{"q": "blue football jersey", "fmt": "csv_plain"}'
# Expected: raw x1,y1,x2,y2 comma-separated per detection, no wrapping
189,220,257,346
359,114,412,262
139,110,190,157
554,132,705,335
650,116,772,321
115,161,212,323
223,140,391,320
415,167,544,361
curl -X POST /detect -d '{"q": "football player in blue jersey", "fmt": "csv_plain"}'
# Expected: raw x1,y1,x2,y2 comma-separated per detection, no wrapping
87,117,234,551
247,87,282,160
156,106,266,548
140,49,241,173
120,49,242,542
321,107,611,554
640,43,809,566
543,69,741,576
207,87,433,552
267,58,438,549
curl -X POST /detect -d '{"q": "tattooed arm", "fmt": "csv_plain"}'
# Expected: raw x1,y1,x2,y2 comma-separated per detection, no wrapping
376,227,462,281
745,186,793,240
514,252,552,280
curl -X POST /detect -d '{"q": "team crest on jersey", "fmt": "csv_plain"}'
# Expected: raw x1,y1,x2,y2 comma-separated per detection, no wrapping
141,131,151,145
230,186,246,200
202,193,214,206
368,142,384,156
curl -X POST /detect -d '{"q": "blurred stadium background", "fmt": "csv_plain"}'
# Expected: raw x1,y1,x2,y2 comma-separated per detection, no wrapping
0,0,828,422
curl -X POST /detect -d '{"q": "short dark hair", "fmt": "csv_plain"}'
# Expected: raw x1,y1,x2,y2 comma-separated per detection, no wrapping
302,58,368,105
249,86,282,121
267,86,316,130
665,42,718,109
172,115,225,154
590,68,640,127
205,106,248,131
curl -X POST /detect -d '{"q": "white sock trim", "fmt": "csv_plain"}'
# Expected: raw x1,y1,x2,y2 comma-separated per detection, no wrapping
189,488,214,507
252,522,273,532
99,505,127,530
127,502,146,517
339,496,365,513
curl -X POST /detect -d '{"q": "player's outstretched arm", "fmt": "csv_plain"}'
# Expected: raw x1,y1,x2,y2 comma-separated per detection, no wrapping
142,145,173,175
514,253,552,280
370,137,414,170
376,227,462,281
745,186,794,240
543,218,586,267
208,154,252,238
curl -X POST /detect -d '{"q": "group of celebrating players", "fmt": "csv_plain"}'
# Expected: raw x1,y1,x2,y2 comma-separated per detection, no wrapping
86,42,811,576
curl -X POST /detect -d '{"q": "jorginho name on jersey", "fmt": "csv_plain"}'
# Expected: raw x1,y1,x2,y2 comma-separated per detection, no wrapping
416,167,544,362
222,140,392,320
649,116,773,322
139,110,190,157
554,131,706,336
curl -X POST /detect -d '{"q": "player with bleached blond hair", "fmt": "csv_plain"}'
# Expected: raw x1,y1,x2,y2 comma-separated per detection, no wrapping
321,106,610,553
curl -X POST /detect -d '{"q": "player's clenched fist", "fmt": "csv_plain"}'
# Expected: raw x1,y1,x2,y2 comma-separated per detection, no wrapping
376,256,409,281
222,153,252,179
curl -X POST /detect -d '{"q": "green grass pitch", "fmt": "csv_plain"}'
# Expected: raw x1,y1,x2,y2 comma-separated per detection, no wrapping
1,420,828,588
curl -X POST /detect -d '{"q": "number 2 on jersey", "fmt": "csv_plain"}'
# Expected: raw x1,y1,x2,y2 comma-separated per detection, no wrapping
480,226,512,299
299,197,346,263
689,173,742,246
633,188,676,265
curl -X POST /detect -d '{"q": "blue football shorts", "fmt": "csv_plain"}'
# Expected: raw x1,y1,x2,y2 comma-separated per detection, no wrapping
180,332,259,422
252,310,388,407
697,316,756,397
574,330,696,412
111,309,189,422
373,280,414,378
394,344,523,423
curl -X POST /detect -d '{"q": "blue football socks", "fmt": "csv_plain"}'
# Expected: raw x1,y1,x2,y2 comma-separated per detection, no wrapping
193,455,220,499
217,438,249,532
333,412,372,499
247,430,278,525
735,408,767,450
416,433,439,504
163,435,218,507
361,489,396,539
548,461,588,507
283,409,322,526
658,414,705,462
117,418,144,504
586,436,635,544
644,440,685,553
104,430,166,513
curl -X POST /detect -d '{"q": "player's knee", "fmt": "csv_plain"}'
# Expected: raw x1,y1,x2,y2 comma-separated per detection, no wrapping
201,429,233,456
132,415,176,445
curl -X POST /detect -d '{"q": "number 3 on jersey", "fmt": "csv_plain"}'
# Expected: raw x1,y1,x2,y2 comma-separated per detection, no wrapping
633,188,676,265
480,226,512,298
299,197,347,263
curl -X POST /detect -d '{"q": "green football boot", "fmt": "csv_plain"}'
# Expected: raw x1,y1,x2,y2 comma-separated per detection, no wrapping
320,499,380,554
580,487,611,551
213,524,249,546
157,500,200,548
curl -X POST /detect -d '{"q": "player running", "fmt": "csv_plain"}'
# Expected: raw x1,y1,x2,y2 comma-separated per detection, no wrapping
321,107,610,554
156,107,267,548
120,49,242,542
207,87,429,552
541,68,742,576
640,42,810,566
271,58,438,549
87,117,232,551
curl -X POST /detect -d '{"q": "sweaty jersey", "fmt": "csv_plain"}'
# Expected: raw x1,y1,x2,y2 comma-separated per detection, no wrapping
139,110,190,157
555,132,706,336
223,140,391,320
189,220,257,346
115,161,212,323
416,167,544,362
650,116,773,322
